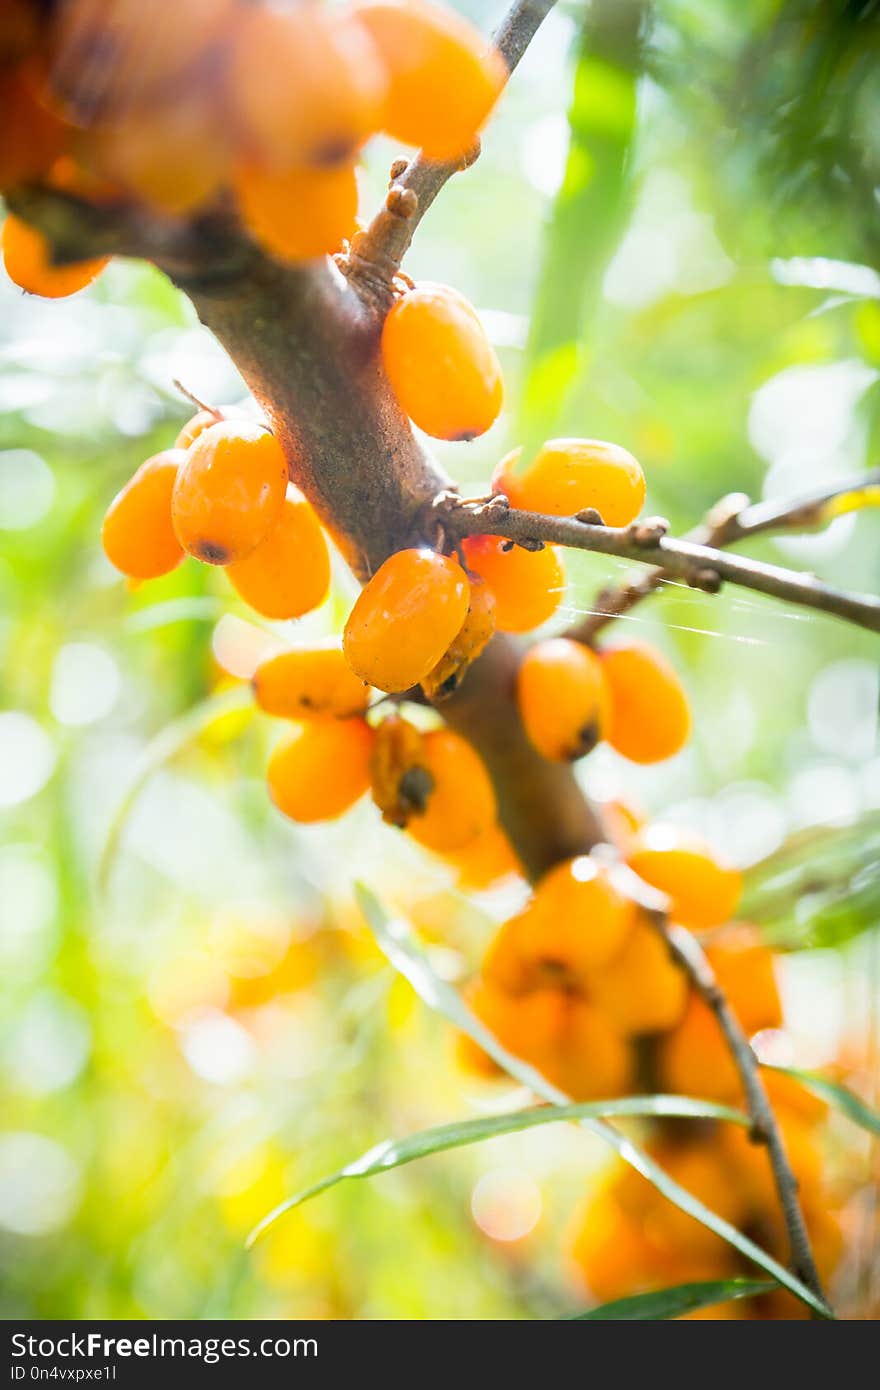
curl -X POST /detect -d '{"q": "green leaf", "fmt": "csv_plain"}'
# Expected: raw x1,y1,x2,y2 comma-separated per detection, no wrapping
572,1278,777,1320
741,813,880,950
96,685,252,894
763,1064,880,1136
351,885,835,1320
124,596,227,633
247,1095,748,1248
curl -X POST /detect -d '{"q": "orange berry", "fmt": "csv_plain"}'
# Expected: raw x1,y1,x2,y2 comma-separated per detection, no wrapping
599,642,691,764
544,996,635,1101
234,161,358,263
762,1069,829,1127
517,638,610,762
253,643,370,722
443,824,521,890
522,855,636,980
1,214,108,298
420,574,495,700
381,282,503,440
0,70,68,190
90,96,229,215
493,439,646,526
406,727,496,853
482,912,541,997
267,718,374,824
101,449,185,580
706,926,781,1035
569,1196,724,1304
644,1140,750,1259
369,713,431,827
588,918,688,1037
171,420,288,566
343,548,470,693
600,797,644,854
356,0,506,161
43,0,237,126
462,534,564,633
227,490,330,620
655,995,741,1103
628,825,742,931
230,5,386,169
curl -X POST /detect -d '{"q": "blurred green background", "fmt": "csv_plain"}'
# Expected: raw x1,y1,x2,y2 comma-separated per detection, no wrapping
1,0,878,1318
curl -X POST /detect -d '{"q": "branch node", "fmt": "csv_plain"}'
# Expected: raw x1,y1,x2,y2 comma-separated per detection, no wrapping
575,507,604,526
690,566,723,593
388,157,410,183
386,184,419,220
628,516,670,546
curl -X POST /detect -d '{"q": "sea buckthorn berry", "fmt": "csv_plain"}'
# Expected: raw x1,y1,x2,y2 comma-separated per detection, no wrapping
267,718,374,824
43,0,238,127
627,824,742,931
706,926,781,1034
600,798,644,854
521,855,636,981
356,0,506,161
1,214,108,298
421,575,495,700
90,96,229,215
381,282,503,440
517,638,610,762
234,161,359,263
588,918,688,1037
655,994,741,1103
0,71,68,190
445,824,521,889
406,728,496,853
461,535,564,633
171,419,288,566
253,643,370,722
231,4,386,169
227,490,330,620
493,439,646,526
343,548,470,693
369,713,431,827
101,449,186,581
568,1196,719,1305
482,912,540,997
643,1141,750,1259
598,642,691,763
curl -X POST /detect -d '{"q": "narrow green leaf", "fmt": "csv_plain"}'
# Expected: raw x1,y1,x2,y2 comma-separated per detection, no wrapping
763,1064,880,1136
247,1095,748,1248
572,1278,777,1321
352,884,835,1320
96,685,252,894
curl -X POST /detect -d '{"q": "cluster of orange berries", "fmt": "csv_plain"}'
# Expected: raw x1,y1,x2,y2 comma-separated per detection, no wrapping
457,819,841,1316
102,407,331,620
0,0,504,294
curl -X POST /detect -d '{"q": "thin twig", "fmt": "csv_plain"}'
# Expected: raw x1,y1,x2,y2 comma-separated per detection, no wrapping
566,473,880,644
342,0,560,309
602,853,828,1308
442,494,880,636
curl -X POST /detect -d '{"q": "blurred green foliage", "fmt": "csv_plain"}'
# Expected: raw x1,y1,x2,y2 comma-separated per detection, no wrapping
1,0,878,1319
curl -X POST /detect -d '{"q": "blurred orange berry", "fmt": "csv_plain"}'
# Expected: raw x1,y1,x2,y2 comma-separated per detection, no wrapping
517,637,610,762
628,824,742,931
588,918,688,1037
101,449,185,580
522,855,636,980
406,727,496,853
706,926,782,1035
655,994,741,1103
599,642,691,764
1,214,108,298
234,161,359,262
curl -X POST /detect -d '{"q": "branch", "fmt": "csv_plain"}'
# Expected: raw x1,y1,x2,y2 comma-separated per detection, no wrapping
566,473,880,644
443,495,880,636
603,854,828,1308
342,0,560,310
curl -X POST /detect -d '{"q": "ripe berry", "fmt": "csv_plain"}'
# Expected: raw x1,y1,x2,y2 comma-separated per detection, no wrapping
343,548,470,693
524,856,636,978
627,824,742,930
101,449,185,580
598,642,691,763
227,490,330,620
655,995,740,1102
517,638,610,762
587,919,688,1037
267,718,374,823
171,420,288,566
1,214,108,298
234,161,358,263
461,534,564,633
90,96,229,215
643,1141,749,1259
357,0,506,161
0,71,68,191
381,282,503,440
253,644,370,722
175,407,227,450
706,926,781,1034
231,4,386,169
404,727,496,852
421,574,495,700
369,712,431,827
444,824,520,889
493,438,646,526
